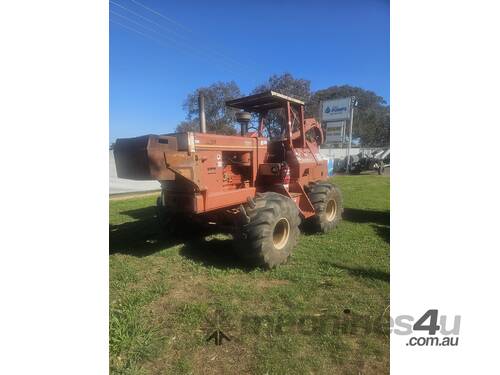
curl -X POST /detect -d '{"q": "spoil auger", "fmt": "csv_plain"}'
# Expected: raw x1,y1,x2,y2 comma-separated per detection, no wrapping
114,91,343,268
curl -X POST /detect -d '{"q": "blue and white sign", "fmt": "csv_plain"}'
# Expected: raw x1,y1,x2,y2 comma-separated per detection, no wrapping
321,97,352,121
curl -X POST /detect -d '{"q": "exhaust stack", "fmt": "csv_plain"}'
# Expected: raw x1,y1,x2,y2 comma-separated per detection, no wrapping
236,111,251,136
198,93,207,133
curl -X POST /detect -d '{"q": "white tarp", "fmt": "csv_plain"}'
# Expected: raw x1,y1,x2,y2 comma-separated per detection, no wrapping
109,150,160,194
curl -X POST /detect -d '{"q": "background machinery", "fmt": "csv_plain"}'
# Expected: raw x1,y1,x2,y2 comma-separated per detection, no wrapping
346,148,390,175
113,91,343,268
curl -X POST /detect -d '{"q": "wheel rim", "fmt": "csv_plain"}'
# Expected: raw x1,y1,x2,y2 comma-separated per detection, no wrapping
325,199,337,222
273,218,290,250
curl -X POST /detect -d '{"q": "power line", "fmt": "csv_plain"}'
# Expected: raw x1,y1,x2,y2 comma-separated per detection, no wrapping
110,1,249,74
128,0,192,33
109,17,240,76
110,10,241,74
110,19,156,41
110,0,248,74
120,0,258,74
110,0,186,42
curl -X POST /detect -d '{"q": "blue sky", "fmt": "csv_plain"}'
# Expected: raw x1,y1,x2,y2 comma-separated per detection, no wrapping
110,0,389,141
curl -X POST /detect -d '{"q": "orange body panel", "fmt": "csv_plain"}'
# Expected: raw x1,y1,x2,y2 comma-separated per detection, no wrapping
113,91,329,220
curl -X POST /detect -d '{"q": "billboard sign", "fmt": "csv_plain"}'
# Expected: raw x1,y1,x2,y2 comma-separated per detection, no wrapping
325,121,345,143
321,97,352,121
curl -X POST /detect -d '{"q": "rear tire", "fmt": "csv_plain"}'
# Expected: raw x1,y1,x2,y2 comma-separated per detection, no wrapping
156,196,198,238
307,182,343,233
236,192,300,268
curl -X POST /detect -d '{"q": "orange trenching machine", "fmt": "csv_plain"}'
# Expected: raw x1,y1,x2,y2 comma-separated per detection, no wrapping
114,91,343,268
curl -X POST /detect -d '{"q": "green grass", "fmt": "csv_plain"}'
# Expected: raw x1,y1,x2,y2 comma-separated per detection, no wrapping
109,174,389,374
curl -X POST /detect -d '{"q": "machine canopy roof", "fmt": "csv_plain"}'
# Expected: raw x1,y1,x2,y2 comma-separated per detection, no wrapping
225,91,305,112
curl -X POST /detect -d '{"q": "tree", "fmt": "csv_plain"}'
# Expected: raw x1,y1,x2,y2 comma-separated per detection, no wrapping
174,78,389,146
252,73,312,137
175,120,200,133
252,73,311,101
176,81,242,134
309,85,390,147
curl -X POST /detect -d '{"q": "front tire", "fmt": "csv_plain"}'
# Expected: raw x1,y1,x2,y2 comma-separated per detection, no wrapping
307,182,343,233
236,192,300,268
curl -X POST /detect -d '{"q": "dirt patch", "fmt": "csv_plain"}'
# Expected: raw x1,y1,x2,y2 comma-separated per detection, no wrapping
191,340,254,375
253,278,290,289
149,274,211,316
170,276,210,303
221,275,290,290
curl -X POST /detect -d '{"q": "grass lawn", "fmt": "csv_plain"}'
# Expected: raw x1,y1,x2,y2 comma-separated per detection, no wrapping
109,174,390,374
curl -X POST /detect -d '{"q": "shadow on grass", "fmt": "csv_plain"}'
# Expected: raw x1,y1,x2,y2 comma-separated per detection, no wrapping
301,208,390,243
372,224,390,243
343,208,390,243
179,237,257,272
343,208,389,226
119,206,158,221
110,207,256,271
323,262,390,283
109,206,181,257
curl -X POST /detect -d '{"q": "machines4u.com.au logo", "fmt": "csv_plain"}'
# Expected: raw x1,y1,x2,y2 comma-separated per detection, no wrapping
392,309,461,347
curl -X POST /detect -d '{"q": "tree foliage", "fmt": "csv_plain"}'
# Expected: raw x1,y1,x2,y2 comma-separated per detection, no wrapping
251,73,312,137
309,85,390,147
175,120,199,133
175,76,389,146
176,81,242,134
252,73,311,101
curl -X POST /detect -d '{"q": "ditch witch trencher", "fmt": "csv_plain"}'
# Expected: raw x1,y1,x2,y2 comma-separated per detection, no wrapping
114,91,343,268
